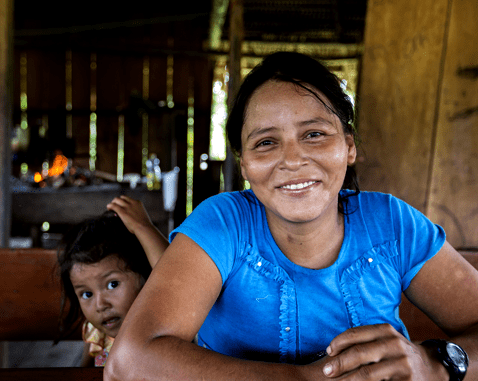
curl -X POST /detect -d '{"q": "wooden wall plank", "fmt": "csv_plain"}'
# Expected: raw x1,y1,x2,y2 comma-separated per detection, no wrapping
0,0,13,249
171,56,190,223
426,0,478,248
356,0,449,211
148,56,170,174
70,51,91,168
38,51,65,110
12,50,19,110
192,58,215,207
71,51,90,111
24,50,65,111
149,56,167,103
95,54,125,175
113,55,143,175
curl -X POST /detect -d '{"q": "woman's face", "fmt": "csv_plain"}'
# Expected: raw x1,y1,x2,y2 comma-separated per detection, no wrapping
240,80,356,225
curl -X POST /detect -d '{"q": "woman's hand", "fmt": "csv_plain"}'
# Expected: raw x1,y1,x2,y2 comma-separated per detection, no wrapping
107,195,154,235
321,324,448,380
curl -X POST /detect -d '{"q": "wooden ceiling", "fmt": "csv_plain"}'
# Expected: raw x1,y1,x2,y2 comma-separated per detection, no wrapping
223,0,367,44
13,0,367,55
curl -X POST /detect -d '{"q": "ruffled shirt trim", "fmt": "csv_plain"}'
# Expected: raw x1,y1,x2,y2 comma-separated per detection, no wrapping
239,243,297,363
340,240,399,327
82,320,114,367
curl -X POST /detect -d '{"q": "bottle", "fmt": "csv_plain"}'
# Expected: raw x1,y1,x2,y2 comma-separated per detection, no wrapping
153,154,161,190
146,155,154,190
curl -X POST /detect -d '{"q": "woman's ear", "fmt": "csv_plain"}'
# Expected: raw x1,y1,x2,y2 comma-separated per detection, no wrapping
240,156,249,182
345,134,357,165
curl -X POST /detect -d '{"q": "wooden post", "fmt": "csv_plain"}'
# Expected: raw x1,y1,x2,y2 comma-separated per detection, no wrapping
356,0,450,210
356,0,478,248
426,0,478,248
0,1,12,367
0,0,13,250
224,0,243,192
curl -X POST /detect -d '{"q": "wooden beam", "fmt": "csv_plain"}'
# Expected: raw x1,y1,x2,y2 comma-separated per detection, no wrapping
0,0,13,248
332,0,343,41
224,0,243,192
208,0,230,50
228,0,243,110
209,41,364,60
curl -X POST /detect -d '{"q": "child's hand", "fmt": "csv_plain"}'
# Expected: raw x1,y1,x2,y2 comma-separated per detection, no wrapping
107,195,169,267
107,196,153,235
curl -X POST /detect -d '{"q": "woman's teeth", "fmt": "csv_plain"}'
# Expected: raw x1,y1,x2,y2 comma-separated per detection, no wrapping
280,181,317,190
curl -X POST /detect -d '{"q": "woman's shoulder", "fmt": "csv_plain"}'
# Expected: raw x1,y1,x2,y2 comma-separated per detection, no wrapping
343,189,441,236
342,189,389,209
171,190,261,241
195,189,260,214
342,189,405,209
343,190,423,226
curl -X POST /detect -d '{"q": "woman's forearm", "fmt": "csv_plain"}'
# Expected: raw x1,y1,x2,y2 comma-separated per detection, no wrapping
104,335,323,381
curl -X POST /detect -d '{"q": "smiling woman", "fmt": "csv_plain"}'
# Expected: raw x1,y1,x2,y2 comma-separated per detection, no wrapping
239,81,356,268
105,52,478,381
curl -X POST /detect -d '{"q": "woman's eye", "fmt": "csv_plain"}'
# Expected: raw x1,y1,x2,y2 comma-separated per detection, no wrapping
306,131,323,139
256,140,274,148
107,281,119,290
81,291,92,300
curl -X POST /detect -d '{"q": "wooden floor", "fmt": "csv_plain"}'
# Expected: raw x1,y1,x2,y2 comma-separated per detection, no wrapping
8,341,84,368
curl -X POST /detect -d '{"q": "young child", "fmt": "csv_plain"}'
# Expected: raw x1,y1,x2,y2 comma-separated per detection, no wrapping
56,196,168,367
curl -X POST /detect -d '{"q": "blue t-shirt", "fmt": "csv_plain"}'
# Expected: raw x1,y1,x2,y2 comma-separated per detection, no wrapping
170,190,445,364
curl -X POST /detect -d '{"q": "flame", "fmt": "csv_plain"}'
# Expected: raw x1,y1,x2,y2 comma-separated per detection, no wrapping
48,154,68,177
34,172,42,183
34,154,68,182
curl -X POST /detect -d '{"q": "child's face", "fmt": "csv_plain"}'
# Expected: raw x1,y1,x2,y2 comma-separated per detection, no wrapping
70,255,144,338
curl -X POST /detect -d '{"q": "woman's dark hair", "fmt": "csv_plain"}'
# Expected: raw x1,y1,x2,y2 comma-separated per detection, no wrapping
226,51,360,206
55,210,151,342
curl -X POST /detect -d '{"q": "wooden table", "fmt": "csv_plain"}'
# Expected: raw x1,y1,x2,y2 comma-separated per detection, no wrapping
0,367,103,381
11,184,169,243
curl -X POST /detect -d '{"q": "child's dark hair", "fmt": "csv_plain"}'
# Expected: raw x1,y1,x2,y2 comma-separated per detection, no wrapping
55,210,151,342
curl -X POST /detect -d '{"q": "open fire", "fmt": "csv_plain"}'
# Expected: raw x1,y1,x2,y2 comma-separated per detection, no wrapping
34,154,69,183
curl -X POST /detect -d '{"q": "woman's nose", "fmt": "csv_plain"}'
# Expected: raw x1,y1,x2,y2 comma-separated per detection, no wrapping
280,140,308,170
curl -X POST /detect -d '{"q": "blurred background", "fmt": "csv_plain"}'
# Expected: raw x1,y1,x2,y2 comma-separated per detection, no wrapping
1,0,476,250
0,0,477,369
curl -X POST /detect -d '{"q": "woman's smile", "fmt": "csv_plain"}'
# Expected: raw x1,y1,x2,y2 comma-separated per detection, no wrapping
277,180,319,191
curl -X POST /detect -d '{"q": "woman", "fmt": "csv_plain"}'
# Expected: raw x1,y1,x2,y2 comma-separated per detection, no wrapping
105,52,478,380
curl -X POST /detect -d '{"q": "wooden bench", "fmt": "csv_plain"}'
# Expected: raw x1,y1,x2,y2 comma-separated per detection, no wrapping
0,366,103,381
1,248,477,368
0,248,81,341
0,248,82,368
